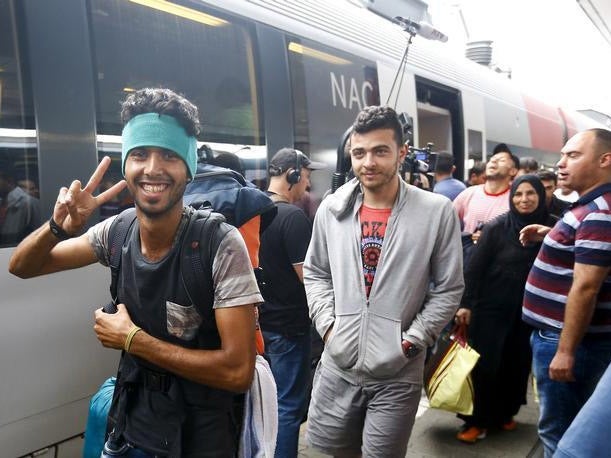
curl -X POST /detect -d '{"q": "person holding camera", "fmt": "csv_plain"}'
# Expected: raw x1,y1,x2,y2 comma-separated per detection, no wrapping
303,106,464,457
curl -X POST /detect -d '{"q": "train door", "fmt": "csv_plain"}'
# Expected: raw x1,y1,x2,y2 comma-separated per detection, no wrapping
284,35,380,199
415,77,464,179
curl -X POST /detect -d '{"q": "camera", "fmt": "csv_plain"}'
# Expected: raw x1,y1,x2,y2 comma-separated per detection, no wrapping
403,142,438,175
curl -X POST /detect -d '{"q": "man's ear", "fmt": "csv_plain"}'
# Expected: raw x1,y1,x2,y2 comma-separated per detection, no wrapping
399,144,408,163
600,151,611,168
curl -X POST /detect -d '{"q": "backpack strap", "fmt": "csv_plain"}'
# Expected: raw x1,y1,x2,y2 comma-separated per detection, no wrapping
107,208,138,306
180,208,231,322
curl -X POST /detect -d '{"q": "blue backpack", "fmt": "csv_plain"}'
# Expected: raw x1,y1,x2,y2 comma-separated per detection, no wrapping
185,162,276,230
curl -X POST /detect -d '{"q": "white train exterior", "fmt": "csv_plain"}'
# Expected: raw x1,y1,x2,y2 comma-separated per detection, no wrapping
0,0,603,456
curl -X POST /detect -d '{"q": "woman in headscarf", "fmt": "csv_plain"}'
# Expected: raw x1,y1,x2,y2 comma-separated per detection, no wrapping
454,174,557,443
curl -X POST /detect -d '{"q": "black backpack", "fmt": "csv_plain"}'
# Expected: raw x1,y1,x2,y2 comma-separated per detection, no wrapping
107,206,229,313
106,163,276,308
103,207,233,456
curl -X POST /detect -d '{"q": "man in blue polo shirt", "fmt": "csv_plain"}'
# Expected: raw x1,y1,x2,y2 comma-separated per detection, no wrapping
432,151,466,201
520,128,611,457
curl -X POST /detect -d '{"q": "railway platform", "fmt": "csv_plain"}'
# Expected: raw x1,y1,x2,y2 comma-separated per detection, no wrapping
298,380,543,458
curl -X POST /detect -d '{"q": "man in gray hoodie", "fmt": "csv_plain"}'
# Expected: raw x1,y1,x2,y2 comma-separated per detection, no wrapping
304,106,464,457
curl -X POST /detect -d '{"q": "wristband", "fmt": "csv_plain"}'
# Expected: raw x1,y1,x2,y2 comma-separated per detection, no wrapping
124,326,142,352
49,217,74,241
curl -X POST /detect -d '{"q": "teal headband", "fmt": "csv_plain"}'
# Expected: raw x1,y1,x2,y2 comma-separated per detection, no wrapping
121,113,197,178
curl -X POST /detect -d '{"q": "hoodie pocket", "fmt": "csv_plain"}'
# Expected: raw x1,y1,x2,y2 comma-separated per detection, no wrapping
325,312,360,369
362,313,406,378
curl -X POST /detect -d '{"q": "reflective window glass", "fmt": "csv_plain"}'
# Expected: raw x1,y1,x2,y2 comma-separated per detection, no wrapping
89,0,263,146
0,0,40,248
468,129,483,161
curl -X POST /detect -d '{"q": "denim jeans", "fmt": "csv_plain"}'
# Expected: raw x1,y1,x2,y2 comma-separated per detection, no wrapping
554,361,611,457
531,329,611,458
263,330,311,458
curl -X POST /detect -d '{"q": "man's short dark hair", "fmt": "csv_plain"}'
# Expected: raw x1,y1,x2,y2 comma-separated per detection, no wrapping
210,152,245,177
121,88,200,137
491,149,520,170
492,143,511,155
435,152,455,174
352,106,403,147
519,157,539,173
469,161,486,176
537,170,557,184
589,128,611,155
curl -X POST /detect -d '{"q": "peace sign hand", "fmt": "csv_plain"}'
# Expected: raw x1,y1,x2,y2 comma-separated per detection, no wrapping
53,156,127,235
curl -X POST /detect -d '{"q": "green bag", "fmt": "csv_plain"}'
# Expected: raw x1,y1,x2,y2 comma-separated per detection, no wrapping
425,325,480,415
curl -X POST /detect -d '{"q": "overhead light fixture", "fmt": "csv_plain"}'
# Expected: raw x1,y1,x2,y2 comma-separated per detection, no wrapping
129,0,228,27
288,42,351,65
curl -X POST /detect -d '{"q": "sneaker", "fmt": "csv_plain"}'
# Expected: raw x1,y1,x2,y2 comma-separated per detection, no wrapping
456,426,487,443
502,419,517,431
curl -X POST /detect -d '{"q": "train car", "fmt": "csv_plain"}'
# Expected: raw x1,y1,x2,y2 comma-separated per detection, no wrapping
0,0,604,456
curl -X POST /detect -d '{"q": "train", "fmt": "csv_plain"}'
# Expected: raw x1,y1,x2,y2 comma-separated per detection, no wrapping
0,0,604,456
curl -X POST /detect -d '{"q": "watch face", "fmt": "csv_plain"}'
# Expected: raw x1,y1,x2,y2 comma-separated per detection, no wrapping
406,345,420,358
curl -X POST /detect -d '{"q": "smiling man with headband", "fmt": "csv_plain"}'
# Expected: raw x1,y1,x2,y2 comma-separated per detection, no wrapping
9,88,261,457
121,112,198,179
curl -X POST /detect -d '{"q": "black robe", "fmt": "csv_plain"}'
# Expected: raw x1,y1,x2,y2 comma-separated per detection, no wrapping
460,212,556,427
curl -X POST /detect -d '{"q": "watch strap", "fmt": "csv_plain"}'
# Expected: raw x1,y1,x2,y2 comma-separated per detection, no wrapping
49,217,74,241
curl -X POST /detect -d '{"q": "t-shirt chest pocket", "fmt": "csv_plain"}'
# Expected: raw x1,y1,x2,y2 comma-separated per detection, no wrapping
166,300,202,341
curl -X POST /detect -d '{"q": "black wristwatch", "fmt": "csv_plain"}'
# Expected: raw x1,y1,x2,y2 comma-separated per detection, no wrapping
402,340,421,358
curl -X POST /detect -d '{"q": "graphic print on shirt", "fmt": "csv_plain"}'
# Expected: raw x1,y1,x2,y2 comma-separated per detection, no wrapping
360,205,391,298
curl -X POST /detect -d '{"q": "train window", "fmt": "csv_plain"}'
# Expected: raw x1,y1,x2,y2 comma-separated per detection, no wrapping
287,37,379,195
0,0,41,248
468,129,483,162
0,0,34,130
88,0,263,146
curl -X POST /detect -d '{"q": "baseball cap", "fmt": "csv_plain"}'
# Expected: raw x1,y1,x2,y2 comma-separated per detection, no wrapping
268,148,326,176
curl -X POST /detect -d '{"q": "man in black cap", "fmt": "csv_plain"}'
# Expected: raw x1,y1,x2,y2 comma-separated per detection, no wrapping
259,148,325,457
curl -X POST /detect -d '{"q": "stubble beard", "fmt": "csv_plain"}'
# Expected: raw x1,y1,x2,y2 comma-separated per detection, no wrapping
132,180,187,220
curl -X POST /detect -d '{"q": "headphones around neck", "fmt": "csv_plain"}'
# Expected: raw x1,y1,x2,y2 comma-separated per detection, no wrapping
286,150,304,185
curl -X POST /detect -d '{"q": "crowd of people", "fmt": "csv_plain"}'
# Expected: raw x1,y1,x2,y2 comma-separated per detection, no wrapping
6,88,611,458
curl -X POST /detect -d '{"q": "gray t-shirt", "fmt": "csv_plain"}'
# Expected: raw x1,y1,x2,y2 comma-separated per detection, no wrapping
87,213,263,309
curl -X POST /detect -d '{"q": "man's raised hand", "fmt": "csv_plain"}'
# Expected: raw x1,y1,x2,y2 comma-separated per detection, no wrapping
519,224,551,246
54,156,127,234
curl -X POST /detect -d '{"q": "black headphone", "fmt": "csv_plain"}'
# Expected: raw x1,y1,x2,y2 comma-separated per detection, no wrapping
286,150,304,185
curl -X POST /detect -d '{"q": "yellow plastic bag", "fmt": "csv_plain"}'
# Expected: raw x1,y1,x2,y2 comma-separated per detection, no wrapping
425,325,480,415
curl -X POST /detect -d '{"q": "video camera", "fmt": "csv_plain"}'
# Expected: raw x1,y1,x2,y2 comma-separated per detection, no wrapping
403,142,438,176
396,111,437,177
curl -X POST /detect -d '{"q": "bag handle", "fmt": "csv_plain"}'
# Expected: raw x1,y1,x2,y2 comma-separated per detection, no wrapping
450,323,469,347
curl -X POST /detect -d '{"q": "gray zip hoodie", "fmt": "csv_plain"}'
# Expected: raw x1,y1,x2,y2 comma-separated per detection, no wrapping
304,177,464,384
